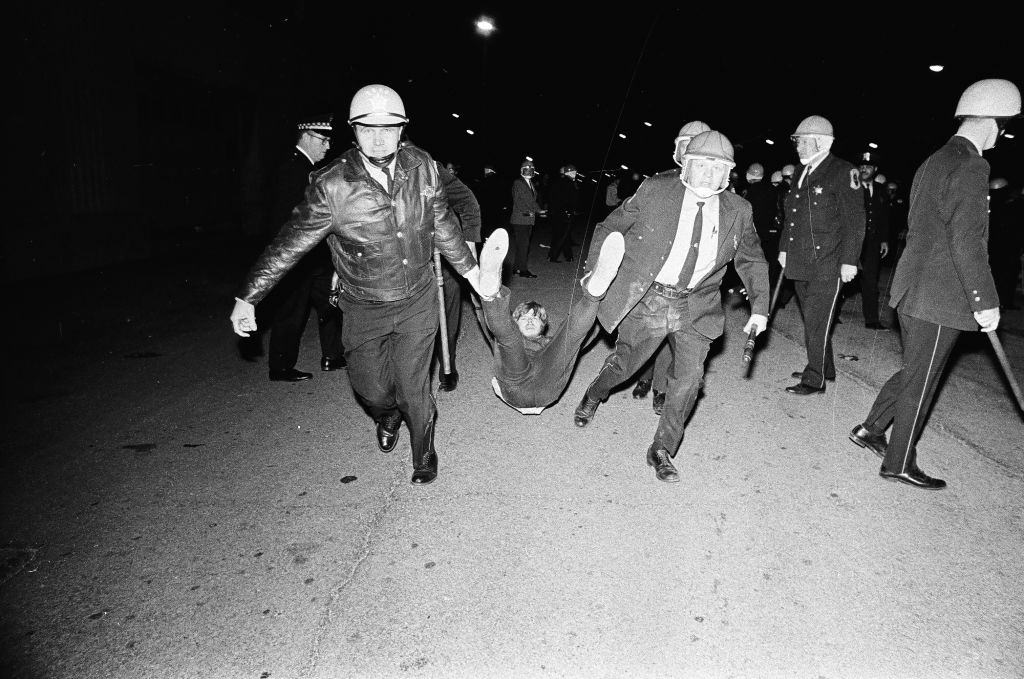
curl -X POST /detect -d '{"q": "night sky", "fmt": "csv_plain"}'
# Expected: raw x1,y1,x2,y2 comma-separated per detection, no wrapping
120,4,1024,182
12,4,1024,279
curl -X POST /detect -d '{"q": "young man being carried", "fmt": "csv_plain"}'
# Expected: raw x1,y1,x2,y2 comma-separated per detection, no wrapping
477,228,625,414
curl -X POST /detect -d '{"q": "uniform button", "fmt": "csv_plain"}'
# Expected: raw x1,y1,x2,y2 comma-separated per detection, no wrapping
396,231,403,237
815,246,820,250
402,258,408,265
972,290,978,294
357,252,363,257
975,296,981,301
789,236,794,241
391,200,396,206
792,208,797,212
638,236,643,240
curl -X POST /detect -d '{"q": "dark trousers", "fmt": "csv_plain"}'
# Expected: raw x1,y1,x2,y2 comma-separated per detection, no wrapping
268,265,343,371
859,235,884,324
585,289,712,456
635,342,672,392
548,213,576,262
483,284,600,408
863,311,960,472
435,261,463,374
793,275,842,388
509,223,533,272
338,283,438,462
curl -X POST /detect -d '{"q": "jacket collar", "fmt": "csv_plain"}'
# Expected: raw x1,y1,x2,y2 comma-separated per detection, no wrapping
339,146,424,183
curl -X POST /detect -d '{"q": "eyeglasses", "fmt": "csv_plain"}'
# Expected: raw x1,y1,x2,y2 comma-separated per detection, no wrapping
309,133,330,144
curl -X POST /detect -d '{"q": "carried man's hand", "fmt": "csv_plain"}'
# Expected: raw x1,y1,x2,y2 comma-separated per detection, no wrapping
743,313,769,336
840,264,858,283
230,297,257,337
975,307,1000,333
880,241,889,258
777,252,786,268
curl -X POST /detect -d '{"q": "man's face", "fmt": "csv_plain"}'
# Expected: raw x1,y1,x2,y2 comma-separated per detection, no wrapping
307,132,331,163
516,310,544,338
565,170,578,180
685,158,730,190
354,125,402,158
859,164,876,182
521,165,535,178
793,136,821,163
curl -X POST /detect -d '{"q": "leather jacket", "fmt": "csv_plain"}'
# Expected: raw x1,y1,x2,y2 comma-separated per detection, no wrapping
239,146,475,304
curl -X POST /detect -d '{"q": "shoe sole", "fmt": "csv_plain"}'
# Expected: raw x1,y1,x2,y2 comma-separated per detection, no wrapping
479,229,509,297
879,474,946,490
646,454,680,483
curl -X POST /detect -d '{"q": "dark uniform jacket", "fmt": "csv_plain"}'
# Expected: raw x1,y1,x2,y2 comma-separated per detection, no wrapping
742,180,779,241
438,164,482,242
547,176,580,219
587,170,770,340
266,149,332,273
779,154,866,281
239,145,475,304
889,135,998,331
510,176,542,226
862,181,891,246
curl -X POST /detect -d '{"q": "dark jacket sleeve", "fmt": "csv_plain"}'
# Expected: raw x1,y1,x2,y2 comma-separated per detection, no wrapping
838,164,867,267
947,156,999,311
240,179,334,304
732,202,770,317
440,166,482,242
431,163,477,274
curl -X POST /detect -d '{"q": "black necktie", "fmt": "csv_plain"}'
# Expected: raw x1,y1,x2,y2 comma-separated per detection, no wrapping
677,201,705,289
381,165,393,195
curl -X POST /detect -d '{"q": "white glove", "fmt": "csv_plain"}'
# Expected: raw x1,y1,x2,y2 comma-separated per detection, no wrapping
840,264,858,283
743,314,769,336
230,297,257,337
777,252,786,268
975,307,1000,333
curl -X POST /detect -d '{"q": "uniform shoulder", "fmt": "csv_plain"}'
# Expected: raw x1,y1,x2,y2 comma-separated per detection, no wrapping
722,189,752,212
650,168,681,183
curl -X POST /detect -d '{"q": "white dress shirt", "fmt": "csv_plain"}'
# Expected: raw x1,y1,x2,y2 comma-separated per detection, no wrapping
656,190,720,288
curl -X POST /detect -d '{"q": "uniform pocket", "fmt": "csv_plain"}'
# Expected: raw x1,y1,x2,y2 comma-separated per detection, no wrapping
338,239,386,281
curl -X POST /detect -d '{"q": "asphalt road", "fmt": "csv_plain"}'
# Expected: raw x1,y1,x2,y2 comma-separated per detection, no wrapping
2,230,1022,679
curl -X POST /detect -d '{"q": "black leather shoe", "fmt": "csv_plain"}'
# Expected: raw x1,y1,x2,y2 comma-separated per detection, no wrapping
411,451,438,485
646,446,680,483
438,370,459,392
269,368,313,382
516,270,538,278
632,379,652,399
375,413,402,453
879,464,946,490
574,393,601,427
652,391,666,415
791,371,835,381
321,355,347,371
864,321,889,330
785,382,826,395
849,425,887,459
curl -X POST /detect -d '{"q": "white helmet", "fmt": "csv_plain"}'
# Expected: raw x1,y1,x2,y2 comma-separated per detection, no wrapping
955,79,1022,119
673,120,712,166
348,84,409,126
792,115,834,138
681,130,735,195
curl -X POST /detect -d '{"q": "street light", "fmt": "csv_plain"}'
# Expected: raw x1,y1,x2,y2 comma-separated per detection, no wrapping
475,16,496,161
475,16,495,36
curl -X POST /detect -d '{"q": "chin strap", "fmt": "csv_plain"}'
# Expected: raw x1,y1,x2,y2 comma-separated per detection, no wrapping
680,178,727,199
361,151,396,168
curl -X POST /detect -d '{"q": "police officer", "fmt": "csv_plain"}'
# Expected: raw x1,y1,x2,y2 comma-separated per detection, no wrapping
546,164,581,263
632,120,711,406
779,115,865,395
855,151,891,329
573,131,769,484
509,159,545,278
261,114,345,381
849,78,1020,489
230,84,483,485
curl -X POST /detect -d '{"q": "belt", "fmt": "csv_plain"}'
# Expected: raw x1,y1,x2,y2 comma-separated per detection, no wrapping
651,281,691,298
